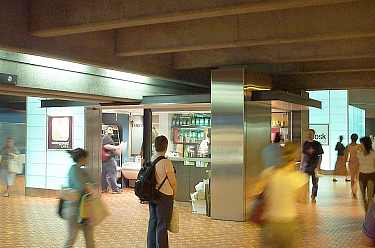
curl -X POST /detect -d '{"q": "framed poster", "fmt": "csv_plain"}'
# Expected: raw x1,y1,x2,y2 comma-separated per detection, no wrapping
48,116,73,149
309,124,329,145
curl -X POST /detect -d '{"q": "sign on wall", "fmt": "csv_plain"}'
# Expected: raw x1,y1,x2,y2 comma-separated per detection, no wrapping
48,116,73,149
309,124,329,145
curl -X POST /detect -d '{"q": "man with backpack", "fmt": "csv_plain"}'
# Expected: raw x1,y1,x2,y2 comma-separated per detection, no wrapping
143,135,176,248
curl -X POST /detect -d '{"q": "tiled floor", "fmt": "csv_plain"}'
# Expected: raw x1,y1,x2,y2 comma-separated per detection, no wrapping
0,176,372,247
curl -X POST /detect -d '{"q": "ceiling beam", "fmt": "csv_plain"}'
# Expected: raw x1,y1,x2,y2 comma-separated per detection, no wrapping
117,1,373,56
273,72,375,90
0,0,209,88
174,37,375,69
30,0,357,37
246,58,375,75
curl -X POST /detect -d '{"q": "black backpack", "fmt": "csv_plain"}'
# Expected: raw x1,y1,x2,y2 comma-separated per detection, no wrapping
134,156,167,202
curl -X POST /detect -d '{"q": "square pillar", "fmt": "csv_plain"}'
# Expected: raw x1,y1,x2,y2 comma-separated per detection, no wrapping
211,68,271,221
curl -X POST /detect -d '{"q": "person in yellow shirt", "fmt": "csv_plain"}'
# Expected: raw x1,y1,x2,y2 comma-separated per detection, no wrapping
256,142,307,248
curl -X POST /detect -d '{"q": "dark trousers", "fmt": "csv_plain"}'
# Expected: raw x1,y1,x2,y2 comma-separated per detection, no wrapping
305,170,318,197
359,172,375,211
101,161,119,192
147,193,174,248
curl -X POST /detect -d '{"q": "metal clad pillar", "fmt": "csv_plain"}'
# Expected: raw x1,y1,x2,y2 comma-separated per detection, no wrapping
211,68,245,221
143,109,152,162
84,106,102,193
211,68,272,221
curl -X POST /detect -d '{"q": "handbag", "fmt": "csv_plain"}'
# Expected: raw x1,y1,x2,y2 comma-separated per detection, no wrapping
249,192,266,225
168,205,179,233
57,198,65,218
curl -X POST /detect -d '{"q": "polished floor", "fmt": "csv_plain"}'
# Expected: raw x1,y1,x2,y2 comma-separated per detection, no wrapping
0,176,372,247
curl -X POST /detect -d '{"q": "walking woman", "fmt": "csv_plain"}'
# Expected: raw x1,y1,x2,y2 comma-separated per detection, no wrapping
0,137,19,197
64,148,95,248
358,137,375,212
345,134,361,198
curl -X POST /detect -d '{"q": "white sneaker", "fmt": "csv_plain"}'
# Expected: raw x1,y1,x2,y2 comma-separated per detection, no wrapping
3,192,9,197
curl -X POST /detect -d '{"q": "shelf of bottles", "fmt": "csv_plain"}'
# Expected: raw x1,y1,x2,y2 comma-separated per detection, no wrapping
172,114,211,145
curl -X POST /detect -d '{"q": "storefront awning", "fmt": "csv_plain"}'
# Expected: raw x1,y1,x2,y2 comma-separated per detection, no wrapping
248,90,321,111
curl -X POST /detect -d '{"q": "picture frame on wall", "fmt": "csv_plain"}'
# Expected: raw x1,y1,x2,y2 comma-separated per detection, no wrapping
47,116,73,150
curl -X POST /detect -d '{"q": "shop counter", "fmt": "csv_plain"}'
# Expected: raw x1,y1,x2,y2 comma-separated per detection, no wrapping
169,157,211,202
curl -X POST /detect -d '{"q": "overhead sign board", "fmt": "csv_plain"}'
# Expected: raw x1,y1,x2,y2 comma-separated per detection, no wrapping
309,124,329,145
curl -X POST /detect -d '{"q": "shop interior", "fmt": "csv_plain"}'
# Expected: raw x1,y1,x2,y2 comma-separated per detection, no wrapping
102,104,211,214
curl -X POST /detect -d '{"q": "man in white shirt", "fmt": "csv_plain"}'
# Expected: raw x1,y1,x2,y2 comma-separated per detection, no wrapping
147,135,177,248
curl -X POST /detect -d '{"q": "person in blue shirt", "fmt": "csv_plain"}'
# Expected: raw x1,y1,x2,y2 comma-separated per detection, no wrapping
64,148,95,248
301,129,324,203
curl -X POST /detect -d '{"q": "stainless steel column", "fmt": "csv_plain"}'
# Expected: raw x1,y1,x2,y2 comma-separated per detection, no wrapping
143,109,152,162
211,68,272,221
211,68,245,221
85,106,102,193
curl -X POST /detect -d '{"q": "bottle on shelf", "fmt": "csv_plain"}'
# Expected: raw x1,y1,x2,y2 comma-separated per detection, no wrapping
192,114,196,126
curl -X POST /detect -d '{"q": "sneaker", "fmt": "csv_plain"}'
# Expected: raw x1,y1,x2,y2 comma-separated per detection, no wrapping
345,178,351,182
333,178,338,182
3,192,9,197
111,190,122,194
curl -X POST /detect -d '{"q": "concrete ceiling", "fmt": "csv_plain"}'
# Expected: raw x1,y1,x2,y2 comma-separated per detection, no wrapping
2,0,375,91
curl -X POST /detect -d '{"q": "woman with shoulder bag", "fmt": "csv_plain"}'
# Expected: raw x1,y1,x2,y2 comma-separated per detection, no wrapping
64,148,96,248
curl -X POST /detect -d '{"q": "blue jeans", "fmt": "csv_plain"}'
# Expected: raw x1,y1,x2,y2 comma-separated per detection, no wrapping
305,170,318,197
101,160,119,192
147,193,174,248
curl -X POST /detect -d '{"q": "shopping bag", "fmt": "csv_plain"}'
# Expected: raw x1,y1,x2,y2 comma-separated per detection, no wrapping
90,196,110,226
8,157,22,174
168,206,179,233
79,193,110,226
249,192,266,225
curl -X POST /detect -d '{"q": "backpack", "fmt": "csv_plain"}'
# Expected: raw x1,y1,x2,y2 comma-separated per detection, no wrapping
134,156,167,202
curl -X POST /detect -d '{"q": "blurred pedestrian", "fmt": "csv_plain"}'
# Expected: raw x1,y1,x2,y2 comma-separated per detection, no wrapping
262,132,282,168
345,133,360,199
0,137,19,197
261,142,308,248
333,135,348,182
147,135,177,248
358,136,375,211
64,148,95,248
301,129,323,203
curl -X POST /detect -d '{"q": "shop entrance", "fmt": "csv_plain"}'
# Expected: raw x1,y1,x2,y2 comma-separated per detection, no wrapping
101,101,212,215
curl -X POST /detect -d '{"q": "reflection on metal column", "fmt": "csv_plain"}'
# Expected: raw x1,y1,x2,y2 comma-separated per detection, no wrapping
85,106,102,193
143,109,152,162
211,68,245,221
244,100,271,218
